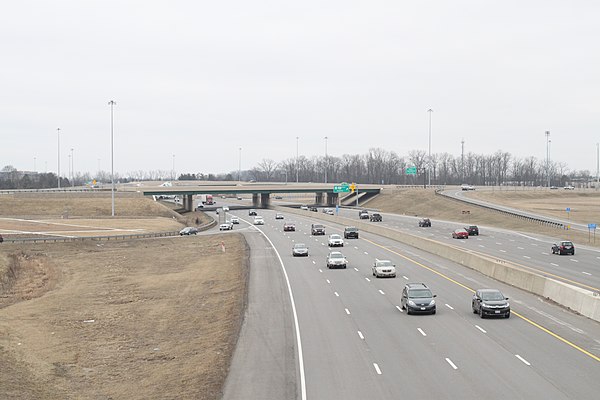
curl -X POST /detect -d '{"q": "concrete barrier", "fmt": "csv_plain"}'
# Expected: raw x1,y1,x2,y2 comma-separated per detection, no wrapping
275,206,600,322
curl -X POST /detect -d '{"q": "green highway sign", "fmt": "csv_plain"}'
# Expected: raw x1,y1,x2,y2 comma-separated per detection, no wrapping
333,183,350,193
405,166,417,175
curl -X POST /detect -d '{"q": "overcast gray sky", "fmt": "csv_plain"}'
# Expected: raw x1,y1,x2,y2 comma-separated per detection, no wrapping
2,1,599,177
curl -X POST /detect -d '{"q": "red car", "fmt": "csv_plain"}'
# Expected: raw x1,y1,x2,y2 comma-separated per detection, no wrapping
452,229,469,239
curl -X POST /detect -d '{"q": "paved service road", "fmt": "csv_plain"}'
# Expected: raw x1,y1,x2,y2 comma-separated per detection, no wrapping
222,207,600,399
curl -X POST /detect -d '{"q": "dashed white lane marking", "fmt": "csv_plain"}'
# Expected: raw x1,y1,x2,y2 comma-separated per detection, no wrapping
551,263,559,267
475,325,487,333
445,304,454,310
354,246,359,250
495,242,503,245
365,277,371,282
478,245,485,248
358,331,364,340
517,247,524,250
312,261,316,264
396,305,404,313
597,257,600,260
445,358,458,370
364,251,369,255
402,276,409,280
582,271,592,276
523,256,531,259
334,292,339,297
530,243,538,246
542,252,549,255
515,355,531,366
417,328,427,336
499,250,507,253
354,268,359,272
345,308,351,315
326,279,331,284
318,269,323,273
378,289,385,295
373,363,382,375
570,259,578,263
321,243,325,246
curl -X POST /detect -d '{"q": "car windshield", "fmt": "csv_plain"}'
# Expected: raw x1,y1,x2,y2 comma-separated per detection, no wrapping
346,228,357,232
330,235,341,240
313,225,324,229
294,244,306,249
408,289,432,298
562,241,573,246
329,253,344,259
481,291,505,301
377,260,393,267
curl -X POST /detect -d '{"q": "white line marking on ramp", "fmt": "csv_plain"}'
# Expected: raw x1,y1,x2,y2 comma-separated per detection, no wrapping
358,331,364,340
582,271,592,276
378,290,385,295
396,305,404,312
334,292,339,297
445,304,454,310
365,277,371,282
515,355,531,366
373,363,382,375
445,358,458,370
417,328,426,336
345,308,350,315
475,325,487,333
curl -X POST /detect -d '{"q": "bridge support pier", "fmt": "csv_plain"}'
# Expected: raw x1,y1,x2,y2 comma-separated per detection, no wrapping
184,194,193,212
260,193,270,207
252,193,260,207
326,192,338,207
315,192,324,205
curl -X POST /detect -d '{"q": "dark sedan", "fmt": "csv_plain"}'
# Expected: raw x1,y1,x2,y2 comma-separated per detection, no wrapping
419,218,431,227
472,289,510,318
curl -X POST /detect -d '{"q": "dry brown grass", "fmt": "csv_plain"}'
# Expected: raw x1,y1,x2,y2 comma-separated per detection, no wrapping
0,235,247,400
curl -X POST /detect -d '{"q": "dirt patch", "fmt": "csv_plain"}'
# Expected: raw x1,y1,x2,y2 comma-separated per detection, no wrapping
366,188,600,248
0,235,248,400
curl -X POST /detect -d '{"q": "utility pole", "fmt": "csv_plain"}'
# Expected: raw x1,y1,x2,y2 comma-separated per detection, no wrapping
427,109,433,186
324,136,328,184
296,136,299,183
33,157,36,172
57,128,61,189
109,100,116,217
461,138,465,183
71,148,74,187
238,147,242,182
596,142,599,190
545,131,551,187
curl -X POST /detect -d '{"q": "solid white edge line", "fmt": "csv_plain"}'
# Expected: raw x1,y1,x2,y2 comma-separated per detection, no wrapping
445,358,458,370
417,328,427,336
582,271,592,275
251,224,307,400
475,325,487,333
515,354,531,366
373,363,382,375
358,331,364,339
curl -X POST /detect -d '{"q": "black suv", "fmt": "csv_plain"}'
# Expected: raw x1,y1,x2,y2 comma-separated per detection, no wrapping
309,206,318,212
248,209,257,216
551,241,575,255
311,224,326,235
472,289,510,318
370,213,382,222
465,225,479,235
418,218,431,227
401,283,437,315
344,227,359,239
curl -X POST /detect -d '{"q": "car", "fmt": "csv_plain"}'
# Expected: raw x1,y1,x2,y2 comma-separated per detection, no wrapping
344,227,359,239
222,206,230,211
275,213,284,219
219,222,233,231
564,185,575,190
292,243,309,257
309,206,318,212
472,289,510,318
372,260,396,278
328,234,344,247
300,205,309,210
370,213,382,222
359,210,369,219
0,234,4,243
195,204,204,210
551,241,575,255
418,218,431,227
324,208,335,215
236,196,243,200
465,225,479,236
230,216,240,224
461,184,475,191
248,209,257,216
283,222,296,231
311,224,325,235
253,216,265,225
401,283,436,315
179,227,199,236
452,229,469,239
275,196,283,199
549,186,558,190
221,195,227,199
326,251,348,269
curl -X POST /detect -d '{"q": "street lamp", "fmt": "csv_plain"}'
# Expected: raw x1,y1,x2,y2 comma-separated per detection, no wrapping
33,157,36,172
68,154,71,187
71,148,74,187
546,131,550,188
296,136,299,183
238,147,242,182
427,108,433,187
324,136,328,184
57,128,61,189
597,143,599,189
172,154,175,181
108,100,116,217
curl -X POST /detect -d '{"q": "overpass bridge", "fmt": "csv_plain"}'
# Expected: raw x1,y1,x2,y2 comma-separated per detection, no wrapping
139,183,382,212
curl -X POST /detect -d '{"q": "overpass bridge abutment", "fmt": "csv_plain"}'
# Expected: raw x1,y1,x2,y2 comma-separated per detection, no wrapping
260,193,270,207
326,192,338,206
252,193,260,207
315,192,324,205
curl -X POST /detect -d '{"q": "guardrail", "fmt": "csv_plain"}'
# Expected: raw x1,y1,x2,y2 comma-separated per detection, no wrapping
435,189,565,229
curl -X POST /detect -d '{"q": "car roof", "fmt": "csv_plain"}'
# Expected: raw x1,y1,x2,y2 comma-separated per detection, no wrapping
329,251,344,256
330,234,341,237
406,283,429,289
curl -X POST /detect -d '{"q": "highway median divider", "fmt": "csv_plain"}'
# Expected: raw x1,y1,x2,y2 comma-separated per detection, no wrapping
275,205,600,322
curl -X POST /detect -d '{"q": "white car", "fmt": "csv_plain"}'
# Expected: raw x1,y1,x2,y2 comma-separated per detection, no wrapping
222,206,230,211
326,251,348,269
219,222,233,231
564,185,575,190
230,216,240,224
300,205,309,210
372,259,396,278
324,208,335,215
253,216,265,225
328,234,344,247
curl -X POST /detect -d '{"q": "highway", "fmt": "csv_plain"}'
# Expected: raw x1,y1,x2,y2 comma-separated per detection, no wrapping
221,205,600,399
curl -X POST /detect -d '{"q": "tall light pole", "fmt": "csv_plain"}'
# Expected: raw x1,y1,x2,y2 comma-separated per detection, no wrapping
68,154,71,186
324,136,328,184
545,131,550,187
71,148,74,187
427,108,433,187
296,136,299,183
172,154,175,181
238,147,242,182
57,128,61,189
596,143,599,189
109,100,116,217
461,138,465,183
33,157,36,172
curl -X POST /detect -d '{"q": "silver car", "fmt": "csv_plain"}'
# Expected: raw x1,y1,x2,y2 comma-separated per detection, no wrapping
328,234,344,247
372,259,396,278
292,243,309,257
326,251,347,269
